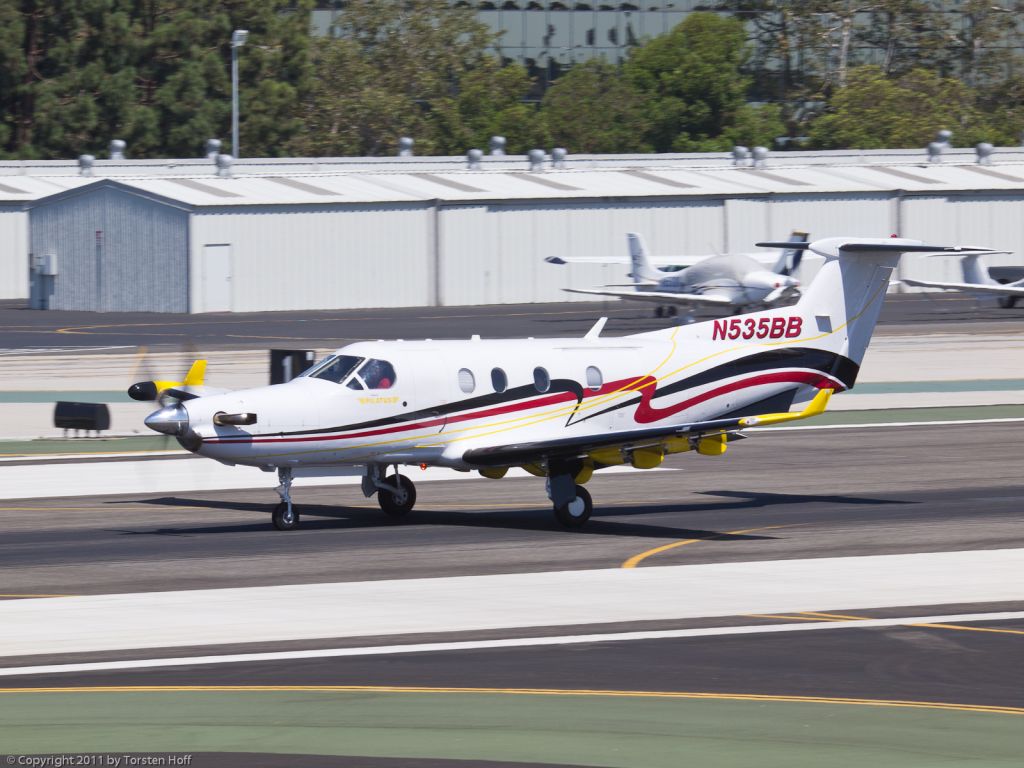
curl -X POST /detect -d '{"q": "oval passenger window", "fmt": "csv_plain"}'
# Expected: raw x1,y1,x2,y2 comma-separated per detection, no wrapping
533,367,550,393
586,365,603,391
491,368,507,393
458,368,476,394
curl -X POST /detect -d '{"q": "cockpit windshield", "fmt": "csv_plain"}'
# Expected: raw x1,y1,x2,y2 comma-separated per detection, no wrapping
302,355,396,390
304,355,364,384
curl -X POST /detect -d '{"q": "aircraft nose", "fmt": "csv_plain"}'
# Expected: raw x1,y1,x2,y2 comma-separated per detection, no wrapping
144,403,189,436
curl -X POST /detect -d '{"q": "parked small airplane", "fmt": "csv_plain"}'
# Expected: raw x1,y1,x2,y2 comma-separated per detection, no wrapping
546,232,808,318
136,237,985,532
901,251,1024,308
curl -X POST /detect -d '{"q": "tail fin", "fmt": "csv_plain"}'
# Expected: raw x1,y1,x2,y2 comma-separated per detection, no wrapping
758,238,992,368
626,233,663,284
958,253,996,286
771,231,809,276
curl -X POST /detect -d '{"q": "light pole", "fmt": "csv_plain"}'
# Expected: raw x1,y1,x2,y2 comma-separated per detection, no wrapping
231,29,249,158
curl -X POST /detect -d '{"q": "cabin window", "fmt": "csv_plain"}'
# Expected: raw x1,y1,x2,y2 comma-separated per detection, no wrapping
533,366,550,393
458,368,476,393
358,359,396,390
307,355,363,384
586,365,603,391
491,368,508,393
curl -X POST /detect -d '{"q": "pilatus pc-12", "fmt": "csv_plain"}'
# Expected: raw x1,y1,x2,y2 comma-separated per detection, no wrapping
137,238,985,531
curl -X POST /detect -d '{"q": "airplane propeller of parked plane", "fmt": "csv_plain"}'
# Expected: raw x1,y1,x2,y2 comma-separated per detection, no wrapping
901,251,1024,308
547,231,808,318
135,237,988,532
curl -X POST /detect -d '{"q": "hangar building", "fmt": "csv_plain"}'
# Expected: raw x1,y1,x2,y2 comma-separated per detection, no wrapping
7,148,1024,312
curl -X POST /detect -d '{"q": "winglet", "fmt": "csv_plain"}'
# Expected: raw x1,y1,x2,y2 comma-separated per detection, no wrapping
739,388,833,428
584,317,608,340
183,360,207,386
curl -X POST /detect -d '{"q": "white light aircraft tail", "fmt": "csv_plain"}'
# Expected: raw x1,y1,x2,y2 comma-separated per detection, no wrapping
626,233,664,284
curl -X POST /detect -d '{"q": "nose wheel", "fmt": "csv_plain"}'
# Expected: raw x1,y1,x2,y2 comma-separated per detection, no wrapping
272,501,299,531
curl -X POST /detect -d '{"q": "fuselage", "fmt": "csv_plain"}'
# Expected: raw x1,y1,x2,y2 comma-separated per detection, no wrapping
172,304,854,472
646,254,799,305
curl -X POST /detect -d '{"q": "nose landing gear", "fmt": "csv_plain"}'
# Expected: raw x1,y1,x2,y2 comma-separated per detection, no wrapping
272,467,299,531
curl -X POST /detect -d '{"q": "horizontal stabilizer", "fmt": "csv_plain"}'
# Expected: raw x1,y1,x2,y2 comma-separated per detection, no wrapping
902,278,1024,296
739,388,833,428
564,287,733,306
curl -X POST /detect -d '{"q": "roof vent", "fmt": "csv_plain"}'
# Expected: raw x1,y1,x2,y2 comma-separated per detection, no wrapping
731,145,751,167
205,138,222,160
751,146,769,168
398,136,414,157
975,142,994,166
551,147,567,169
489,136,506,156
928,129,952,163
528,148,545,172
215,153,234,178
467,148,483,170
109,139,126,160
78,154,95,177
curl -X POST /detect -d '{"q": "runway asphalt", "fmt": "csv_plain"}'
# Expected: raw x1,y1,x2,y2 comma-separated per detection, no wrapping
2,292,1023,352
2,422,1021,595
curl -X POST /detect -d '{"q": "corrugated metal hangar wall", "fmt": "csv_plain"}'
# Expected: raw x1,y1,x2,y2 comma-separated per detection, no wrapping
8,153,1024,312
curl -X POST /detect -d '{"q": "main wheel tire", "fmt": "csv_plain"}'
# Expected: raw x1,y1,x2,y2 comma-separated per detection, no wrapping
554,485,592,529
378,474,417,517
272,502,300,531
654,306,665,318
998,295,1017,309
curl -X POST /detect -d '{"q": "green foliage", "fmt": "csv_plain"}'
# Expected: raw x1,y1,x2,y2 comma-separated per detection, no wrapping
292,0,533,156
807,66,996,149
624,13,752,152
540,60,650,154
0,0,312,160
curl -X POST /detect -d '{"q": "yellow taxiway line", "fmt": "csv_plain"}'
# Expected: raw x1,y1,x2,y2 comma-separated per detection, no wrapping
0,685,1019,716
621,524,791,568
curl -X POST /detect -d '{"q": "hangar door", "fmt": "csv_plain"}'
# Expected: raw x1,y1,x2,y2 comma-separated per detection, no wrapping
202,244,232,312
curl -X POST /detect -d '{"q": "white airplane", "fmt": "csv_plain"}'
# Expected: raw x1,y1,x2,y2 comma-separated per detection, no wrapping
547,232,807,318
901,251,1024,308
137,237,986,532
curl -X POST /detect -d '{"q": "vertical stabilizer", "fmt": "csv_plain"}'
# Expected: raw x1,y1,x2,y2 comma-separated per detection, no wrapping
626,233,664,284
959,253,997,286
771,231,809,276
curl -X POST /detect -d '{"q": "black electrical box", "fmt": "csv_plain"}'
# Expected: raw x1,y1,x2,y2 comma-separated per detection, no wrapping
54,401,111,432
270,349,316,385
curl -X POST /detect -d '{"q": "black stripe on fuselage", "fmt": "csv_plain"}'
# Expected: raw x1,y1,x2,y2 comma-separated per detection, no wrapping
567,347,858,425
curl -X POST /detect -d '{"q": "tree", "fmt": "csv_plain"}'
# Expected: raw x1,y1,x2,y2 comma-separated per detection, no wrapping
807,65,994,149
0,1,313,159
624,13,755,152
292,0,521,156
540,60,650,154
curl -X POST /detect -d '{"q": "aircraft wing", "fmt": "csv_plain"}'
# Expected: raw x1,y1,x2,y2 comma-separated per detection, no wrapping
901,278,1024,296
546,255,713,268
563,287,734,307
463,389,832,467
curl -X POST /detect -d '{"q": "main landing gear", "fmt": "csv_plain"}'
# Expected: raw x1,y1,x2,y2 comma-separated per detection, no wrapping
362,464,417,518
546,467,593,529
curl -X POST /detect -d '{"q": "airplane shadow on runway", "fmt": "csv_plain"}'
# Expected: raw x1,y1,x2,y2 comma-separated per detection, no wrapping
105,488,911,540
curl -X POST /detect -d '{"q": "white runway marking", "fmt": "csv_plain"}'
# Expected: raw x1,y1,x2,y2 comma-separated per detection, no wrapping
3,609,1022,678
1,548,1021,658
0,461,671,500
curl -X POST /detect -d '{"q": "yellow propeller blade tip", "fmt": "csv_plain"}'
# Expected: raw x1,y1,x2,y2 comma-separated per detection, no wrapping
183,360,207,387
